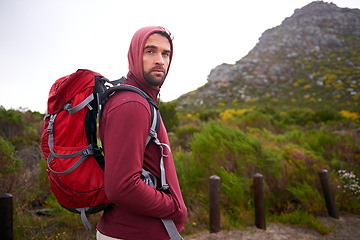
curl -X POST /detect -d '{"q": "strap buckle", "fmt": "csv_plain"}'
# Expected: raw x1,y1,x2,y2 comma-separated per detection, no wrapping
82,145,94,156
149,128,157,139
159,184,169,191
47,114,57,134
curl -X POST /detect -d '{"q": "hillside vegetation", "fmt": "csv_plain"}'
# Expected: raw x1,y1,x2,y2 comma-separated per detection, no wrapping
169,105,359,235
0,103,359,239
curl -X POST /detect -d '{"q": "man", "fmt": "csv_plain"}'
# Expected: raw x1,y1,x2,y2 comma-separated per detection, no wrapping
96,26,187,239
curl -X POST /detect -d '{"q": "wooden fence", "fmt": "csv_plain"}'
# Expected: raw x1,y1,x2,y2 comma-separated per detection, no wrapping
0,169,340,239
208,169,339,233
0,193,13,240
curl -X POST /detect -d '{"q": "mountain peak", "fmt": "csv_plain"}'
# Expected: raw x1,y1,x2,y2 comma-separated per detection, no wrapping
178,1,360,111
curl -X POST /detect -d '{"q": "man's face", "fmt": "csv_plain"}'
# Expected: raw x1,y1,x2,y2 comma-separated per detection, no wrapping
142,33,171,88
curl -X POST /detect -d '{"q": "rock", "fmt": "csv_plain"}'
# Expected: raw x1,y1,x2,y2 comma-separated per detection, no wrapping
178,1,360,108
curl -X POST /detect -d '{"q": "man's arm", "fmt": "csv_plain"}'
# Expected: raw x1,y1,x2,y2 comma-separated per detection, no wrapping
101,99,183,220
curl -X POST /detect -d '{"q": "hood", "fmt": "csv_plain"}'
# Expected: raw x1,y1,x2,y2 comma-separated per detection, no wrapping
125,26,173,102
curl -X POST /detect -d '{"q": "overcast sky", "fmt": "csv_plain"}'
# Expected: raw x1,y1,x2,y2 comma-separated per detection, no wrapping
1,0,360,113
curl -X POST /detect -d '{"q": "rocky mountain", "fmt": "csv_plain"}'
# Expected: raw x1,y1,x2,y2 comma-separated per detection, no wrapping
177,1,360,110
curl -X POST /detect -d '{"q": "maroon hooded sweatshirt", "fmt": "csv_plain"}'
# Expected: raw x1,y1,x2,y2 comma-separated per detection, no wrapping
97,26,187,239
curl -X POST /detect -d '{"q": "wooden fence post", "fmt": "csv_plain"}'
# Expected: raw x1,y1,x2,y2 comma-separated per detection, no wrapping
253,173,266,230
209,175,221,233
319,169,339,219
0,193,13,240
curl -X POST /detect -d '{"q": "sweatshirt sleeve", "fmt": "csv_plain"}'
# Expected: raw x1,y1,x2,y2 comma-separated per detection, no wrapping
101,99,184,221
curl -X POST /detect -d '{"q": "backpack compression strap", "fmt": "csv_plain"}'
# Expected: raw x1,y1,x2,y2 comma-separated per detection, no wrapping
46,113,94,175
46,92,96,175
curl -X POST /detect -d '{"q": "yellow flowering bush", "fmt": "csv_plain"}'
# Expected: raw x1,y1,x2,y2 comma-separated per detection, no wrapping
339,110,360,121
219,107,255,121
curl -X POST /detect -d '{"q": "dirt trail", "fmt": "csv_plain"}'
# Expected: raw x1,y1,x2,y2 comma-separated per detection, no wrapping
184,214,360,240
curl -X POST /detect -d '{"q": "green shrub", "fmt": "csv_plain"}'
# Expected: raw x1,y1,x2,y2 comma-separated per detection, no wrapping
197,109,220,122
287,108,316,125
235,110,276,132
191,121,262,176
174,124,201,150
314,109,342,123
297,129,338,159
173,148,209,234
286,182,324,212
217,167,253,226
173,148,206,203
159,101,179,132
0,136,23,193
38,160,51,195
0,108,26,139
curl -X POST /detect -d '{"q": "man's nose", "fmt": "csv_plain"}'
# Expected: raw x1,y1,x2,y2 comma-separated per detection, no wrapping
155,54,165,65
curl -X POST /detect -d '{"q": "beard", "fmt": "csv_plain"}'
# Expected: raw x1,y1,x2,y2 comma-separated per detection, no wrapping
143,67,167,87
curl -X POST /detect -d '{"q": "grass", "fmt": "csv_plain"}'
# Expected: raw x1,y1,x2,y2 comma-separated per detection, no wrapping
13,193,101,240
271,210,334,235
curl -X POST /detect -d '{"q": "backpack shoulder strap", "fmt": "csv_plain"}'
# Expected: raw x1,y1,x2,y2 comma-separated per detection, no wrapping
146,103,160,146
161,219,184,240
101,84,160,139
101,84,156,107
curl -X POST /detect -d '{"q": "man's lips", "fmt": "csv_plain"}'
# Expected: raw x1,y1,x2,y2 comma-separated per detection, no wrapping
151,68,165,75
151,67,165,73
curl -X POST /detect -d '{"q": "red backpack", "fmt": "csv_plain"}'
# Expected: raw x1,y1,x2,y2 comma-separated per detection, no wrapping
41,69,183,240
40,69,159,229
